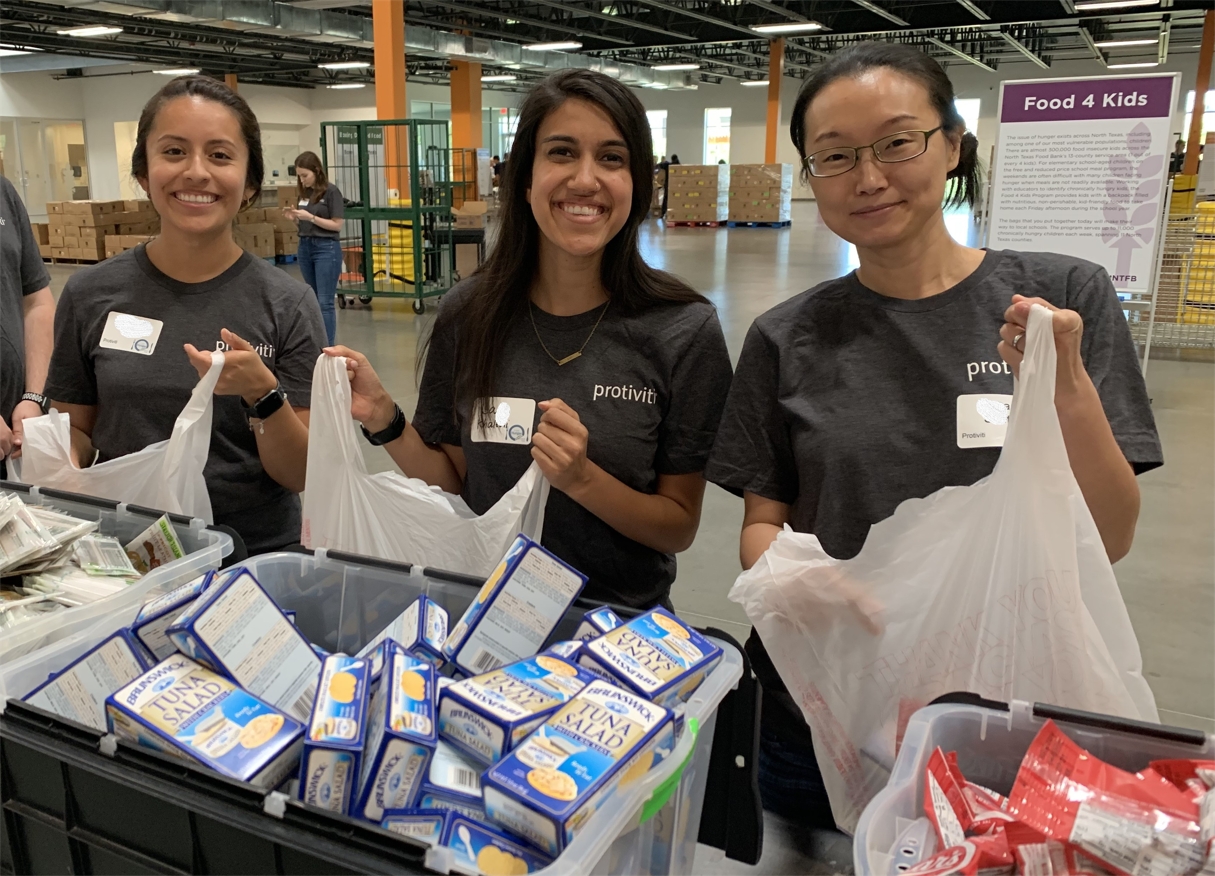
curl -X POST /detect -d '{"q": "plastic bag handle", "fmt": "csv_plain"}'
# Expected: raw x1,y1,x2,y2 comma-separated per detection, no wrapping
641,717,700,824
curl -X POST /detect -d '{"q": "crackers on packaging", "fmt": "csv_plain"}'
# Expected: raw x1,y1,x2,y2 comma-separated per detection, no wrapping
354,643,438,823
440,814,553,875
165,567,322,721
298,654,372,815
482,680,674,856
358,595,449,679
24,630,150,731
442,535,587,676
438,654,597,766
579,607,722,707
572,607,623,642
106,656,304,787
129,571,214,661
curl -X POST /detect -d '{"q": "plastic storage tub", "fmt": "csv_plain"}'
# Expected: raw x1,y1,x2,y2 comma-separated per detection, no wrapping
0,481,233,670
853,697,1215,875
1,548,743,876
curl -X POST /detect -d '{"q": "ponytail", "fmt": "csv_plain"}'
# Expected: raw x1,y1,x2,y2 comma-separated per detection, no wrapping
947,130,982,209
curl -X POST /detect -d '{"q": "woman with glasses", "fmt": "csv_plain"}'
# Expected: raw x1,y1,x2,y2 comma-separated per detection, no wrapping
706,42,1161,832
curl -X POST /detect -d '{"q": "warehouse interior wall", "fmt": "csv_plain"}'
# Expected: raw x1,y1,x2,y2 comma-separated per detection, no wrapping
0,49,1204,212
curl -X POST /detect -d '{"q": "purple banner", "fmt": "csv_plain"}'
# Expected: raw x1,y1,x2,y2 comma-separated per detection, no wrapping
1001,76,1173,123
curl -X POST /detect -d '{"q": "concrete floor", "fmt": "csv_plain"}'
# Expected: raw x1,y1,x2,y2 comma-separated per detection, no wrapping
41,199,1214,874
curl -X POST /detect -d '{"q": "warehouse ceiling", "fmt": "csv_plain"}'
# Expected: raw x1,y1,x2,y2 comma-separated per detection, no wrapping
0,0,1209,90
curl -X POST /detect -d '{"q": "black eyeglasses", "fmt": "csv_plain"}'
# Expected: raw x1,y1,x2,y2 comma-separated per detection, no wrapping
802,127,943,178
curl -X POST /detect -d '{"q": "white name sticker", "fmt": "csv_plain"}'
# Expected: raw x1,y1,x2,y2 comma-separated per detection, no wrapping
469,397,536,445
99,312,164,356
298,199,309,208
956,393,1013,449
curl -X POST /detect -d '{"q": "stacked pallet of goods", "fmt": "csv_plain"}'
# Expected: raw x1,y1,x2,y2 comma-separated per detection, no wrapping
665,164,729,225
44,200,157,262
727,164,793,227
234,207,298,261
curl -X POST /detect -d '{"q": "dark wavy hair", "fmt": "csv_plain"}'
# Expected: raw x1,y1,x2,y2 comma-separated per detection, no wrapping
445,68,706,415
790,42,981,209
292,150,329,203
131,74,264,208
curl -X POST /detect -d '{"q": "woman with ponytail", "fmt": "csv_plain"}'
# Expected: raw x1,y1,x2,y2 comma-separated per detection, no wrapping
706,43,1160,831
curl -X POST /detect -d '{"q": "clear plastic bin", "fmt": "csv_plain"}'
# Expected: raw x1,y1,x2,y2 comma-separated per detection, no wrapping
853,698,1215,876
0,482,233,670
0,548,743,876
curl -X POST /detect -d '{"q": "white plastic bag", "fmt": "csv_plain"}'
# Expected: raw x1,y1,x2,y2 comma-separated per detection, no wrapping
729,305,1158,834
12,352,223,523
300,354,549,576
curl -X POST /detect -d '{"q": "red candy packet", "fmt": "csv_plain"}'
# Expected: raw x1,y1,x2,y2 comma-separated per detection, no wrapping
1004,821,1111,875
905,833,1014,876
1006,721,1204,876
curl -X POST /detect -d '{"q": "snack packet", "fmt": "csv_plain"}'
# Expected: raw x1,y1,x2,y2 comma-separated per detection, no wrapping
124,515,185,574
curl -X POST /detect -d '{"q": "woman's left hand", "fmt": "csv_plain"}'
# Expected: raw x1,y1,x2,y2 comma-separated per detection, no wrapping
998,295,1087,393
184,329,277,404
532,399,594,495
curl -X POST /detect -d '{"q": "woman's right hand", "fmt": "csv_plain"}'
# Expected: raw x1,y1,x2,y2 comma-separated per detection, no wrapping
324,346,396,431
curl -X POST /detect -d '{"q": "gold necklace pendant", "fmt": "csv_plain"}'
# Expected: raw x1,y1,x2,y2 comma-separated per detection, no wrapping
555,351,581,366
530,299,609,366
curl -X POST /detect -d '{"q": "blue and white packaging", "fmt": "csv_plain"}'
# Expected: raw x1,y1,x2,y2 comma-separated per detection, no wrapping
572,606,623,642
416,791,487,821
419,740,485,806
482,681,674,856
440,814,552,874
381,808,449,845
129,572,214,661
438,654,596,766
442,535,587,676
106,656,304,788
165,567,322,722
283,610,297,625
23,630,150,731
298,654,372,815
544,640,584,660
354,645,438,823
578,607,722,707
359,596,448,679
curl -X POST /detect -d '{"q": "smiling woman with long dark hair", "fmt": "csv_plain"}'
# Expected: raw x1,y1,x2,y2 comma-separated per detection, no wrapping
326,69,732,608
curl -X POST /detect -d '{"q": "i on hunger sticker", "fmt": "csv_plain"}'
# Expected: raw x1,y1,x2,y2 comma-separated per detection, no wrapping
99,312,164,356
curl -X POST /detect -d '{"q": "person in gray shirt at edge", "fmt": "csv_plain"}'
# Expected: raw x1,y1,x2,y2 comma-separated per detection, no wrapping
705,43,1162,836
44,75,325,555
326,69,734,610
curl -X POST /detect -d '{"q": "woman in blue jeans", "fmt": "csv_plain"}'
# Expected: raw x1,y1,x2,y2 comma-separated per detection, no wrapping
285,151,343,345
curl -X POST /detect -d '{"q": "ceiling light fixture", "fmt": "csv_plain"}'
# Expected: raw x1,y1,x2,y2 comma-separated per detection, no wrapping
154,67,200,75
645,82,669,89
56,25,123,37
740,79,771,87
318,60,370,69
327,82,366,89
1094,37,1159,47
1107,61,1160,68
0,43,39,56
524,41,582,51
751,21,824,34
1074,0,1158,11
481,74,518,82
653,63,700,71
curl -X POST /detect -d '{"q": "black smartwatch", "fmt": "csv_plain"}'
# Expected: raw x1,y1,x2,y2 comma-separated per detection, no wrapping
241,384,288,427
21,392,48,414
362,404,407,446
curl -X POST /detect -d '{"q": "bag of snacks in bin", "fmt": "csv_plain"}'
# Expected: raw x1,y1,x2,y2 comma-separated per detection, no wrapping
729,306,1158,833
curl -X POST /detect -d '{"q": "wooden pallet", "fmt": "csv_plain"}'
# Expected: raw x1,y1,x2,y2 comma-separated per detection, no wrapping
726,220,791,228
275,253,298,264
666,220,723,227
47,256,102,264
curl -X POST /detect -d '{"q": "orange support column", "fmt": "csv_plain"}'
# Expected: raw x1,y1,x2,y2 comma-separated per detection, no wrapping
225,73,238,92
373,0,407,192
1183,9,1213,176
765,39,784,164
451,61,482,204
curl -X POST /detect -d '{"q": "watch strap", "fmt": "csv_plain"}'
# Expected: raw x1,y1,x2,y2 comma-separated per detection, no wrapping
242,385,288,421
21,392,48,413
362,404,406,446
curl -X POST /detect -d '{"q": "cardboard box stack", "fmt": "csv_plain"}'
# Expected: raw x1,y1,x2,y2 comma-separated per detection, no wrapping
665,164,730,224
31,222,51,260
239,207,299,258
44,199,157,262
452,200,487,229
728,164,793,224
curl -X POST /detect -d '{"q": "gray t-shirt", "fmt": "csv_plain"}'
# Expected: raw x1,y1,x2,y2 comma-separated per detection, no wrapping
45,244,326,553
705,249,1162,738
412,281,733,608
297,184,344,239
1,176,52,422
